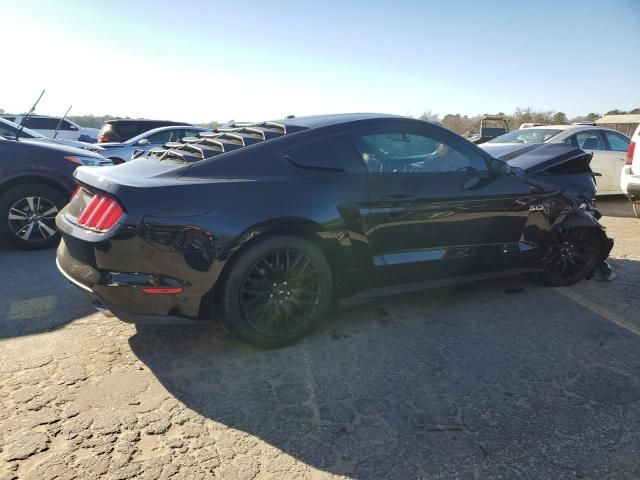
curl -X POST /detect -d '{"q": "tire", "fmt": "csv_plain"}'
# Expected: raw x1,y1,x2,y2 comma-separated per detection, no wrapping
537,226,603,287
218,235,333,348
633,202,640,219
0,183,67,250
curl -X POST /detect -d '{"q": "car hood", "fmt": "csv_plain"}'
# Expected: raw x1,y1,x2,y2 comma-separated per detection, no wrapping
17,138,107,159
485,143,591,174
27,137,101,151
96,142,126,148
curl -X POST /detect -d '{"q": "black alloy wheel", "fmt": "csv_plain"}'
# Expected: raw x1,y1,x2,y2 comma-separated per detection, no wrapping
219,236,332,348
240,248,323,337
538,226,603,287
0,183,66,249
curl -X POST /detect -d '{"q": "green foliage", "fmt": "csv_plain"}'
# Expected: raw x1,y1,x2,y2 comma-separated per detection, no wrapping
68,115,123,129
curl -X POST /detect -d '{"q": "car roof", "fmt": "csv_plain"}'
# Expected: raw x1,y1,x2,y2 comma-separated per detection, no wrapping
106,119,190,124
277,113,403,130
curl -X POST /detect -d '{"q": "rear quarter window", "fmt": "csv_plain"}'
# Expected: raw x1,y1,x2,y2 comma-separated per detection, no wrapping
286,135,366,173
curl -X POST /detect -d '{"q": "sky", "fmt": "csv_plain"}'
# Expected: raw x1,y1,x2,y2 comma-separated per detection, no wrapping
1,0,639,123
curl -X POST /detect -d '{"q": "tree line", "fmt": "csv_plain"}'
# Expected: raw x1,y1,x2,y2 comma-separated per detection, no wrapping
1,107,639,135
419,107,640,137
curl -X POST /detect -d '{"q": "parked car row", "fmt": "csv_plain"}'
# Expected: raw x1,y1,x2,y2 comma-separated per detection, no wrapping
0,115,213,248
1,114,99,143
481,124,631,195
0,137,111,249
93,125,211,164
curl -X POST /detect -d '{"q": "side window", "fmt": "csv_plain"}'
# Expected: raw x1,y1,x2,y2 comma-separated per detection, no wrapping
174,129,202,141
286,135,365,173
60,120,77,130
0,125,17,137
147,130,173,144
354,132,486,174
604,131,630,152
23,117,60,129
575,131,605,150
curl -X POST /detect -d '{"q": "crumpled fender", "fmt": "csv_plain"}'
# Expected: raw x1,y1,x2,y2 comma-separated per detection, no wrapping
553,206,614,275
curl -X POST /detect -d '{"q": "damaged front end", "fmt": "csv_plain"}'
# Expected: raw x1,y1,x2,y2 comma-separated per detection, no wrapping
503,143,615,283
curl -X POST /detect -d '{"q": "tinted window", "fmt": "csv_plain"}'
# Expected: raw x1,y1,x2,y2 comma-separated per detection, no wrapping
354,132,486,174
286,135,365,172
0,124,17,137
147,130,173,144
113,124,140,139
604,131,630,151
575,131,605,150
175,129,203,140
23,117,60,129
60,120,76,130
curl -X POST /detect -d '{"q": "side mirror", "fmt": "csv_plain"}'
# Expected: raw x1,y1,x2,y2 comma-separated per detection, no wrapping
137,138,150,146
489,158,511,176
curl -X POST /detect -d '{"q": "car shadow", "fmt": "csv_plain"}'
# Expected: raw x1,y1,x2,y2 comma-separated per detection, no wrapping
0,243,93,338
128,267,640,478
596,195,635,218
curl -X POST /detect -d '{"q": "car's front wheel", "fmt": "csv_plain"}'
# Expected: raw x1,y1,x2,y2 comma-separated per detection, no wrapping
632,201,640,219
0,183,67,250
537,226,603,287
219,235,333,348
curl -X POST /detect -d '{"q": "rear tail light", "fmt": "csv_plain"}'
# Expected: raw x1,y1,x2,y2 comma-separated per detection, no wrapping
98,134,108,143
76,193,124,232
626,141,636,165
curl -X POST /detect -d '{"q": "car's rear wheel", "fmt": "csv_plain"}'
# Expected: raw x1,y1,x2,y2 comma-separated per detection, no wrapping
537,226,603,287
0,183,66,250
219,235,333,348
632,201,640,219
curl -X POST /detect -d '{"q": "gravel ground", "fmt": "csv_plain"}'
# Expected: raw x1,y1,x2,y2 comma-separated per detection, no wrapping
1,197,639,480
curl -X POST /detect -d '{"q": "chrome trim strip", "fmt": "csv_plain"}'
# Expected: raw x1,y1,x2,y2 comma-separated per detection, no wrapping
56,258,93,293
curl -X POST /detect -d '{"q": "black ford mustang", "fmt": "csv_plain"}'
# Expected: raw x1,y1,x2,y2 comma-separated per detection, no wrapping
56,113,613,348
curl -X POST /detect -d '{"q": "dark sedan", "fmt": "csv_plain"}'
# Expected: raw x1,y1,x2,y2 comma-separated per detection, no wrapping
0,138,111,249
56,114,613,348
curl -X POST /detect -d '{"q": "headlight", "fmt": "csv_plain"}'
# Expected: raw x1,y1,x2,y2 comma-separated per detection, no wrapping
64,155,103,166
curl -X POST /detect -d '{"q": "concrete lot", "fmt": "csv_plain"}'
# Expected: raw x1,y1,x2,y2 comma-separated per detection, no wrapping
1,197,639,480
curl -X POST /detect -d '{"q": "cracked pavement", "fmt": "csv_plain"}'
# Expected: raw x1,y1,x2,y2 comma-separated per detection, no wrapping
1,198,640,480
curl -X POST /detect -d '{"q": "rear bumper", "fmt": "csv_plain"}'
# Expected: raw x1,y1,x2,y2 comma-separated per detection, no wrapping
56,238,207,321
620,165,640,199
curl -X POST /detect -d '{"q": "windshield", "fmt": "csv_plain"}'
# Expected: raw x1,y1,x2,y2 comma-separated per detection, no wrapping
488,128,562,144
0,118,47,139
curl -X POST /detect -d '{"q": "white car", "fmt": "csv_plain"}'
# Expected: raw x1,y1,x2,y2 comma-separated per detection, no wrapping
1,115,99,143
481,125,630,196
0,117,100,151
620,123,640,218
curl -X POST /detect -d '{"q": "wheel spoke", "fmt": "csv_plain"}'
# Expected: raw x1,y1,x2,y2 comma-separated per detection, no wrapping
41,205,59,218
8,208,29,220
37,221,56,238
25,197,35,213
